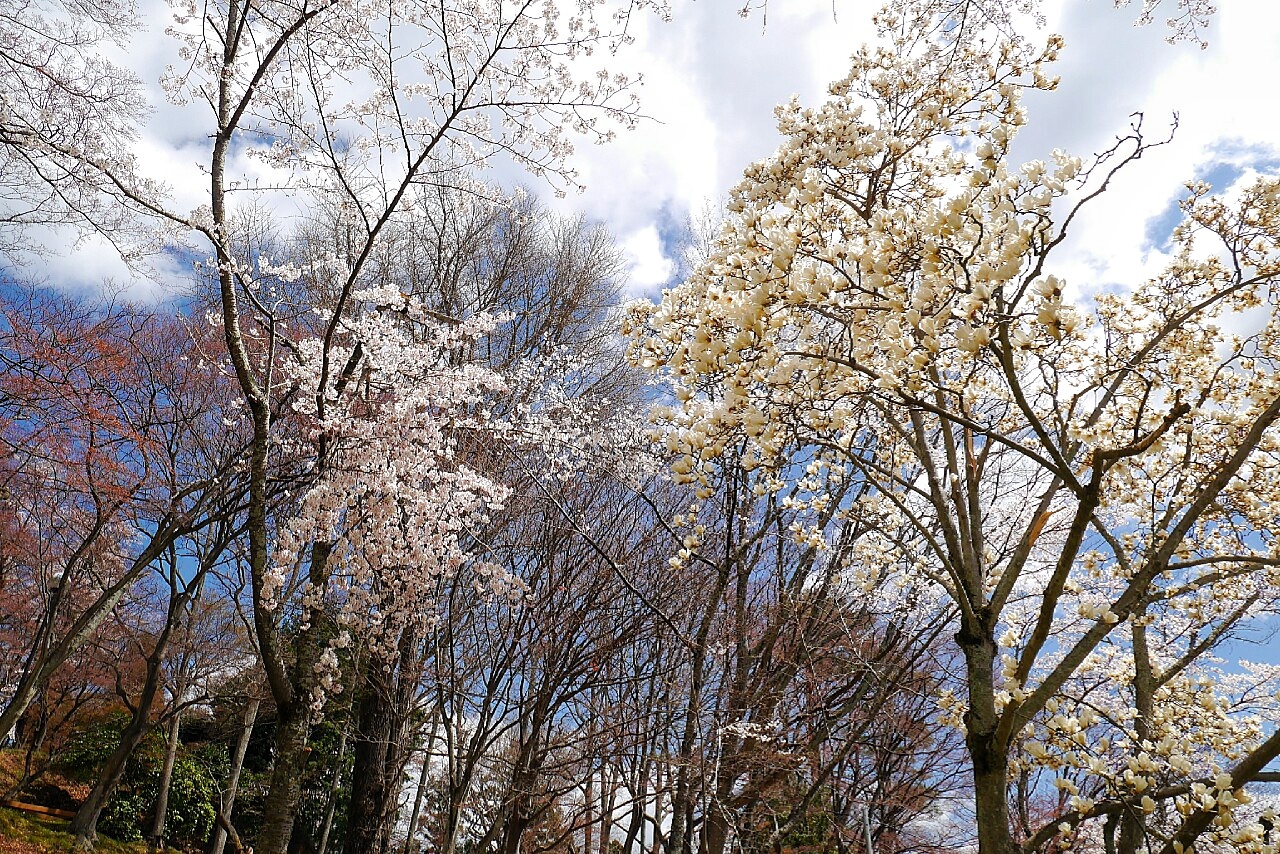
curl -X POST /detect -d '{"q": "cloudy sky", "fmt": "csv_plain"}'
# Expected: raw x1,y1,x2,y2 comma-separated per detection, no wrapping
565,0,1280,299
39,0,1280,302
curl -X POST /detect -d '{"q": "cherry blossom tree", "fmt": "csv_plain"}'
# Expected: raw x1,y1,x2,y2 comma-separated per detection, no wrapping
0,0,149,262
1114,0,1220,47
325,190,635,854
1,0,658,842
627,2,1280,852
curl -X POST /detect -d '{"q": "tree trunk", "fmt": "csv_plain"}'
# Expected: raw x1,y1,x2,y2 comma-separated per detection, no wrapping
494,729,545,854
256,700,313,854
621,788,644,854
968,724,1016,853
402,710,439,854
599,766,614,854
958,622,1017,854
1119,613,1155,854
651,768,669,854
147,709,183,852
210,698,260,854
344,660,399,854
702,804,729,854
444,789,464,854
255,539,329,854
345,627,424,854
667,562,729,854
667,653,708,854
316,721,351,854
4,703,50,800
69,640,174,849
402,750,431,854
69,716,148,852
585,772,594,854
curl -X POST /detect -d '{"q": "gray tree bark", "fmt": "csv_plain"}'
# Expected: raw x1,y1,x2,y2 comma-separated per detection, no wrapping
148,709,183,852
209,698,260,854
316,723,351,854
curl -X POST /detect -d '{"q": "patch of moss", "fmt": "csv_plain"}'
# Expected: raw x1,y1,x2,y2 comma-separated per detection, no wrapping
0,805,175,853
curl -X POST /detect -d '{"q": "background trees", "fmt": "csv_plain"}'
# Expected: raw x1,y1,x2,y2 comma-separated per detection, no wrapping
16,0,654,843
0,284,245,745
0,171,963,854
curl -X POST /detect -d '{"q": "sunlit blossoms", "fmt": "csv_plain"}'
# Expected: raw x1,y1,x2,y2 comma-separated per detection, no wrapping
268,288,519,659
5,0,1277,847
160,0,652,204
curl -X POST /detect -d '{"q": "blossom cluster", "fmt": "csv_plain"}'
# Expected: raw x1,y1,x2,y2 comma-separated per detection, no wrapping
268,287,521,666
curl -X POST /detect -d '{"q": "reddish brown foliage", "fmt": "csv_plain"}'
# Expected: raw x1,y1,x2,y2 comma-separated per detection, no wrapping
0,282,243,737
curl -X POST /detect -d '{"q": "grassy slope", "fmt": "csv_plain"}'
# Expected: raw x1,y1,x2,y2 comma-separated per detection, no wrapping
0,750,168,853
0,805,159,853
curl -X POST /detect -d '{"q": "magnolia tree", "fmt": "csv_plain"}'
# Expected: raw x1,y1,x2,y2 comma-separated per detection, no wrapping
627,2,1280,852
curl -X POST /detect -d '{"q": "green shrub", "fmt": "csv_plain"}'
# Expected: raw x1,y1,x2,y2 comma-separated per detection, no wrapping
56,712,131,780
106,743,218,846
58,715,219,846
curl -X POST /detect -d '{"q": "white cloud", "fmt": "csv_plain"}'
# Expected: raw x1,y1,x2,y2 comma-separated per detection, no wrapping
621,225,676,295
536,0,874,257
1011,0,1280,294
33,231,193,303
558,0,1280,301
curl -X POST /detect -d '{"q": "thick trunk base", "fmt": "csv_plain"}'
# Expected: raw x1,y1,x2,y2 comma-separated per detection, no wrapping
256,706,312,854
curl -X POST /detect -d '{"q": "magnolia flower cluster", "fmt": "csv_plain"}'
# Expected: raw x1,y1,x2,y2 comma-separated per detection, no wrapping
267,287,521,664
625,5,1075,496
